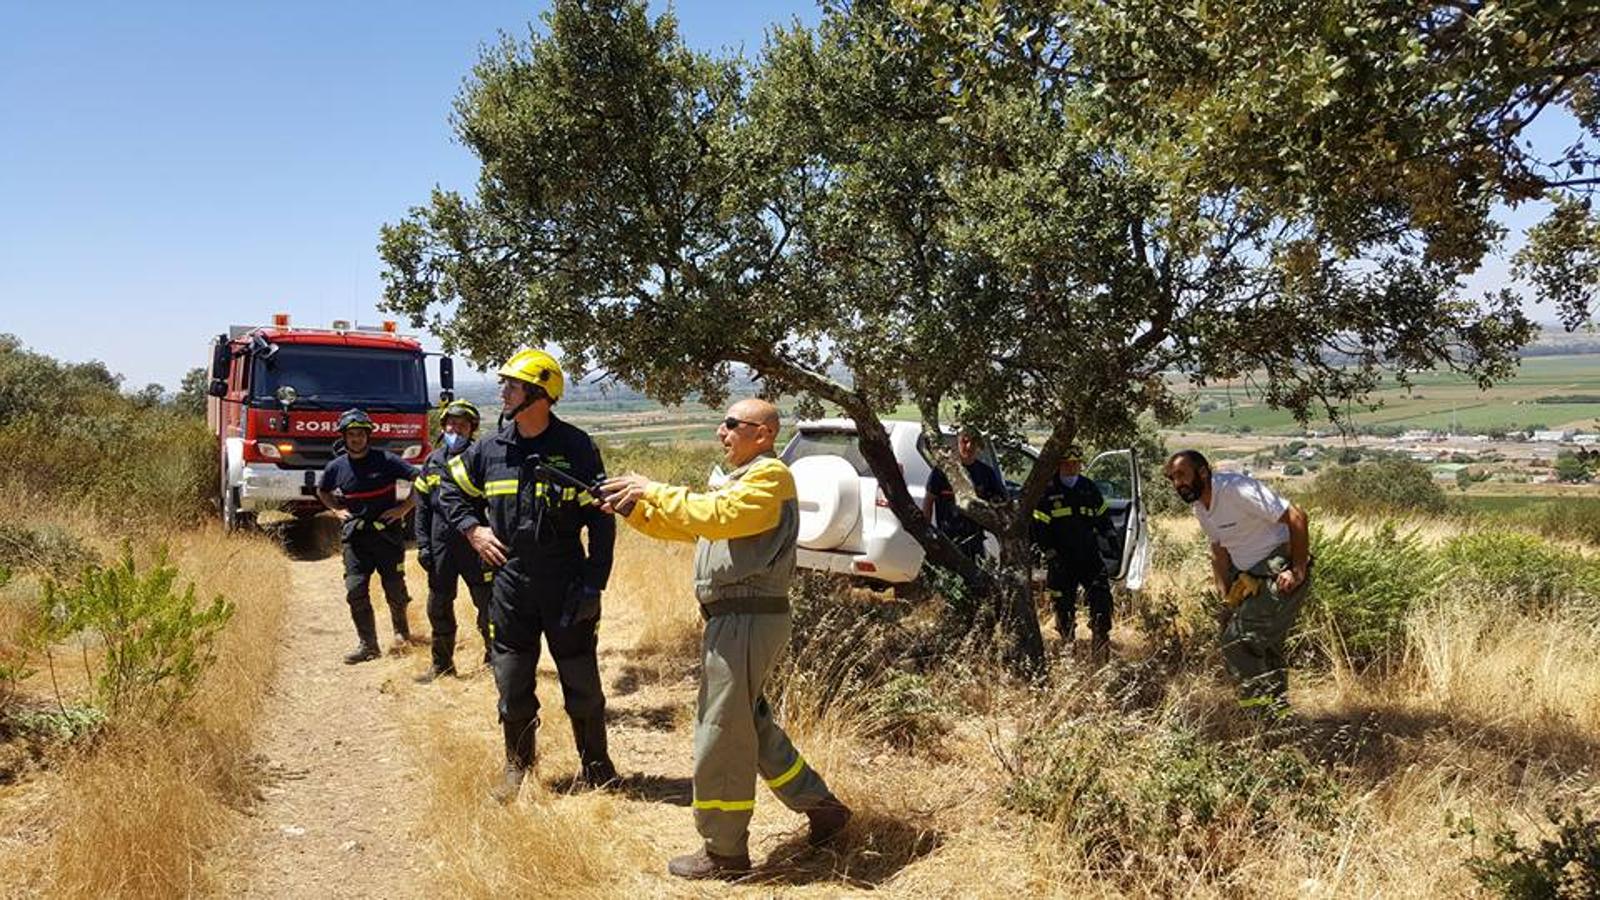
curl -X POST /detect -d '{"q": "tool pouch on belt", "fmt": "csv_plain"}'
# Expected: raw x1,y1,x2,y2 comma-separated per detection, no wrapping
1223,572,1261,608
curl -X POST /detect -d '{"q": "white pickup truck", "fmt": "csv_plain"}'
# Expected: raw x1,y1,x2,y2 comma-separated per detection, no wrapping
776,419,1150,589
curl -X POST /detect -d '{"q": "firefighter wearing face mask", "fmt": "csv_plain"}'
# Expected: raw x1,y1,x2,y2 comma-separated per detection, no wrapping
1032,446,1120,662
435,349,618,800
412,398,492,682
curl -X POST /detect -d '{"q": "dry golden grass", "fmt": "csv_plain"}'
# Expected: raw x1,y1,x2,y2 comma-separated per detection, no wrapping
0,522,289,898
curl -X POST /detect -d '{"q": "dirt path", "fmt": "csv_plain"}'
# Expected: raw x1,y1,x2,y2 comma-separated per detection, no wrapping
219,551,432,899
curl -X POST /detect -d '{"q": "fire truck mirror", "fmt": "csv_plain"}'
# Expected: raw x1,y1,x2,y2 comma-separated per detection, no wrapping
275,386,299,408
438,356,455,399
210,336,230,379
207,378,228,398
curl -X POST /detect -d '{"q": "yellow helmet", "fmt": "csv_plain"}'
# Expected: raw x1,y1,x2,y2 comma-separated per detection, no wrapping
497,348,564,403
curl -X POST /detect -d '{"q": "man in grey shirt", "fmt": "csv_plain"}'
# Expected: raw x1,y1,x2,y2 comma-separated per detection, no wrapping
1164,450,1311,713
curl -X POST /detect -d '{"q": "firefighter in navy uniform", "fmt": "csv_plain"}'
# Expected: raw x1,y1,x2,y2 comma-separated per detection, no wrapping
412,398,493,682
924,428,1008,562
316,408,421,664
1032,446,1120,662
436,349,618,800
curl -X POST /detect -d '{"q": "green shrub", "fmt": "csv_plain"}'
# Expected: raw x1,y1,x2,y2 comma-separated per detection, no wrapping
41,544,234,724
1441,531,1600,617
1306,457,1448,515
1459,806,1600,899
862,671,953,750
0,336,215,528
1298,523,1447,670
1001,718,1342,881
1525,498,1600,547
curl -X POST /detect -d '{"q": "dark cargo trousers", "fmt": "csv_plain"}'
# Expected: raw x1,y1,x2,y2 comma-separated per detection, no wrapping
1048,559,1112,642
695,611,837,857
1220,543,1310,709
425,540,492,670
487,562,611,778
341,521,412,639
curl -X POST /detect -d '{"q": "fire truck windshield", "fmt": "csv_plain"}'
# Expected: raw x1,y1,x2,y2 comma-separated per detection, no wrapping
251,345,427,411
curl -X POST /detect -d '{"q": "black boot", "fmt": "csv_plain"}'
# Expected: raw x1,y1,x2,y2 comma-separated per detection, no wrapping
415,635,456,683
571,716,618,789
343,605,381,665
388,601,412,644
491,717,536,804
1090,630,1112,665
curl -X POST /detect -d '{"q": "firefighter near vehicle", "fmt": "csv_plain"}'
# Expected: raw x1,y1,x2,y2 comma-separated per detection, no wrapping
204,313,454,530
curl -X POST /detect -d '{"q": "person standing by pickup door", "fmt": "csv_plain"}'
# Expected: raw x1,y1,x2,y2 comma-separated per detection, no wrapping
1163,450,1312,713
412,398,493,682
924,427,1007,562
435,349,619,800
600,399,852,881
316,408,421,664
1032,445,1120,662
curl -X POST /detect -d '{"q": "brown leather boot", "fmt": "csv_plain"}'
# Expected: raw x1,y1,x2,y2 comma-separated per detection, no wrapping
807,797,853,847
666,848,751,880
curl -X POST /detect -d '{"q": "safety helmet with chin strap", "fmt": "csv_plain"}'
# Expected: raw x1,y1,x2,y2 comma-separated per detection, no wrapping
497,349,564,422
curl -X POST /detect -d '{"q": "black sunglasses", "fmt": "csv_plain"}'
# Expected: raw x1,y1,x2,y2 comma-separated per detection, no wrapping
722,416,762,430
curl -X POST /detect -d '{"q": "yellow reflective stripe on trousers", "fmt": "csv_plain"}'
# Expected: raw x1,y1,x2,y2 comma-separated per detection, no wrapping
485,479,518,496
692,798,756,812
766,755,806,790
447,456,484,497
1051,507,1073,517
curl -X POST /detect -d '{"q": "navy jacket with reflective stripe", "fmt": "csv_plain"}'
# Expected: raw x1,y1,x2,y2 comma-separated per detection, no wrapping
435,416,615,590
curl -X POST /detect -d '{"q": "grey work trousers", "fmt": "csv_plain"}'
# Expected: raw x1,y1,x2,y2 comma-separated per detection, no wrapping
694,610,836,857
1220,543,1310,708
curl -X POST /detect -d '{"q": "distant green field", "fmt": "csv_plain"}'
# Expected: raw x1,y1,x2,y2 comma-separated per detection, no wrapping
1186,355,1600,434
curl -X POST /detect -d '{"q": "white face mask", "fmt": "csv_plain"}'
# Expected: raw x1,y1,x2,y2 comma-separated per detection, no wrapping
442,432,467,452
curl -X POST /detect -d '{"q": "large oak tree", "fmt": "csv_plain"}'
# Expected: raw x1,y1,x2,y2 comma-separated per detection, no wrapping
380,0,1591,671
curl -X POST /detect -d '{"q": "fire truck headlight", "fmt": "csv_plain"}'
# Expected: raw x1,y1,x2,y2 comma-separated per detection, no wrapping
398,444,424,461
256,441,282,460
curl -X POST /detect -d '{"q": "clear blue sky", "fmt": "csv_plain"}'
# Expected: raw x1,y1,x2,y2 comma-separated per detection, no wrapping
0,2,1575,390
0,1,818,389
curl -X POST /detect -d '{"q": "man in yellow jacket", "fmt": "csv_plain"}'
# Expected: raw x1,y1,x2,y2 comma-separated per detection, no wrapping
601,398,852,880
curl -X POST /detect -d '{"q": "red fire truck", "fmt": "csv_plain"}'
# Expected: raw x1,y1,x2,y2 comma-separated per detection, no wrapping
205,314,454,530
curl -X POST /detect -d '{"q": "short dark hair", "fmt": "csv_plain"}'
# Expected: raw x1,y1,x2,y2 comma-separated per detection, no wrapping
1166,449,1210,471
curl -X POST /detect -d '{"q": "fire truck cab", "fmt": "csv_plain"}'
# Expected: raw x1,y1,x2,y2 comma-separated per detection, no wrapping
205,314,451,530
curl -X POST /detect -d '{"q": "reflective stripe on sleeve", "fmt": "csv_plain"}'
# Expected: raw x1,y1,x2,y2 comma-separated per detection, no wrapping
447,456,484,498
485,479,518,497
1032,510,1051,524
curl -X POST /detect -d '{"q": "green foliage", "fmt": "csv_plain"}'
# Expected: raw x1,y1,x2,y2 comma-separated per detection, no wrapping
1459,807,1600,900
1554,452,1592,484
41,544,234,724
0,337,214,526
10,705,107,742
1524,499,1600,547
1001,718,1342,881
1441,532,1600,617
1299,523,1446,670
1283,463,1305,476
1307,457,1448,516
174,367,209,416
863,671,953,751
